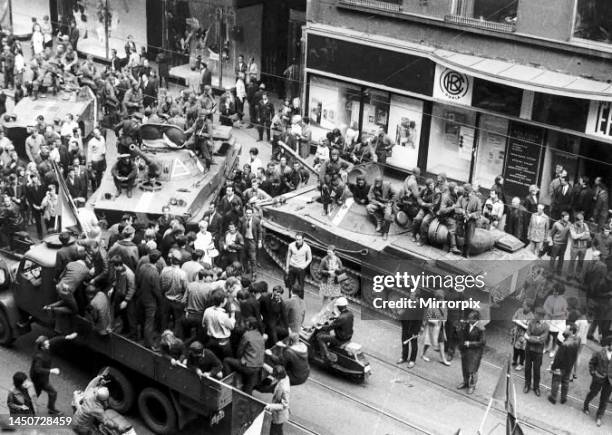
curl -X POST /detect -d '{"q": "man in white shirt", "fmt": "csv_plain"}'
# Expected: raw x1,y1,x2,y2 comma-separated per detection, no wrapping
203,288,235,359
87,128,106,190
194,220,216,265
248,147,263,175
285,232,312,299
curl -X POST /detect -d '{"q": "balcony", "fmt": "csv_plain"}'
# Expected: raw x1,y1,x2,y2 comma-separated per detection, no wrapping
444,14,515,32
339,0,401,12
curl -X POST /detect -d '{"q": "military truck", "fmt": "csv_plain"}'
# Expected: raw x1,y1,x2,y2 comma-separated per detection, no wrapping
0,235,253,435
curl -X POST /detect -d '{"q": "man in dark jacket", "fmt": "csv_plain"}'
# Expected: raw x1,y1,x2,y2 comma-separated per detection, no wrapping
524,307,549,396
458,310,486,395
30,333,77,414
136,250,163,350
260,285,288,347
222,317,265,394
571,176,594,220
583,335,612,427
505,197,527,243
316,297,353,363
108,226,139,272
25,172,46,239
256,93,275,142
397,290,424,368
548,324,579,404
54,231,78,279
239,207,262,278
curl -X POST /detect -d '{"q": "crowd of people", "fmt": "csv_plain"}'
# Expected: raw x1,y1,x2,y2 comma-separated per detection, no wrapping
0,13,611,433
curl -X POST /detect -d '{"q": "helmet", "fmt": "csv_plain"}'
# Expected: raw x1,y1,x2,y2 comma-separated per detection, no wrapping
335,297,348,308
96,387,110,402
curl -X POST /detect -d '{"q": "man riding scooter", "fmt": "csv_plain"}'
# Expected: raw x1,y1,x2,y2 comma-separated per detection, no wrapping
72,370,124,435
315,297,354,363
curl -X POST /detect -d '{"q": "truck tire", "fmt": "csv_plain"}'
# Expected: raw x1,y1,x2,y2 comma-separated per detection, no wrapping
138,387,178,435
0,308,14,346
104,366,135,414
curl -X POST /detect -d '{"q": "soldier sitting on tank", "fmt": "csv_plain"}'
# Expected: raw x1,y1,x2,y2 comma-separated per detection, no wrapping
184,113,213,170
111,154,138,198
319,148,342,186
412,178,441,246
285,161,305,192
366,177,395,240
394,185,419,228
369,127,394,165
350,175,370,205
437,182,460,254
454,184,482,258
114,112,142,155
122,82,143,115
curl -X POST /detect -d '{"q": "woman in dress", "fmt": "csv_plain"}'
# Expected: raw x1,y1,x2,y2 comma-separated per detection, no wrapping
458,310,486,394
31,24,44,56
422,290,451,366
318,245,343,307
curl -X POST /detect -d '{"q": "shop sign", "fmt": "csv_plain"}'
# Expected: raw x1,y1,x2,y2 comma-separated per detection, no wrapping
433,65,473,106
585,100,612,138
503,123,543,200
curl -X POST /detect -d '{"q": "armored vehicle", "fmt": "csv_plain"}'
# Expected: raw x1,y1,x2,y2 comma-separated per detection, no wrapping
4,87,97,160
91,124,240,224
260,146,538,321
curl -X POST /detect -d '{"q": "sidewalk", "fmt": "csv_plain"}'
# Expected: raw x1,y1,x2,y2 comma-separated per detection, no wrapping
222,128,609,434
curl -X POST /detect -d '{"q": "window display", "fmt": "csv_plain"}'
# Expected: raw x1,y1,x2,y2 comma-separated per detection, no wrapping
574,0,612,45
308,76,360,142
71,0,148,59
12,0,50,36
386,95,424,171
427,104,476,181
472,115,508,190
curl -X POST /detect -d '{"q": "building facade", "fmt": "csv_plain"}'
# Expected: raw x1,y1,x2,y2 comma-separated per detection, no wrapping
303,0,612,204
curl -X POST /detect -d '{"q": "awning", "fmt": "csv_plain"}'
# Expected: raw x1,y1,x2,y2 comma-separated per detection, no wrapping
433,49,612,102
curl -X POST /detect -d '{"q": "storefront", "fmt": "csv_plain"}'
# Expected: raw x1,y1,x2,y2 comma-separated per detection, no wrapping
304,25,612,202
5,0,50,37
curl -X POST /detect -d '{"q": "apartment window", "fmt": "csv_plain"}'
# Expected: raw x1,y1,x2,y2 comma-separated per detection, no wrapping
450,0,518,24
574,0,612,45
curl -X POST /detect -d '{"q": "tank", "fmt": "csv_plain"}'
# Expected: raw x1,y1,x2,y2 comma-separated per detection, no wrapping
260,143,539,321
91,123,241,225
4,87,96,160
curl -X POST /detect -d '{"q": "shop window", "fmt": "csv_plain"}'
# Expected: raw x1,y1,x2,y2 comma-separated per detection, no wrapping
574,0,612,45
532,94,589,134
361,89,390,138
386,95,424,171
53,0,148,60
449,0,518,24
307,76,361,142
472,78,522,117
426,104,476,182
473,115,508,190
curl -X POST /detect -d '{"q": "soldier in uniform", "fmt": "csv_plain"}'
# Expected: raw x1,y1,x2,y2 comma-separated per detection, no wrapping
455,184,482,258
366,177,395,240
114,113,142,155
412,178,439,245
369,127,393,165
111,154,138,198
184,113,213,170
438,182,460,254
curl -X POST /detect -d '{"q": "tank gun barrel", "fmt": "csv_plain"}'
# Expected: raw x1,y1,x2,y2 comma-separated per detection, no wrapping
129,144,161,179
277,141,318,178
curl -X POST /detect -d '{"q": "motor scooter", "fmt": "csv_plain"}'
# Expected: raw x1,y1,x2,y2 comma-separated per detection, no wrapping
72,370,137,435
299,302,371,383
